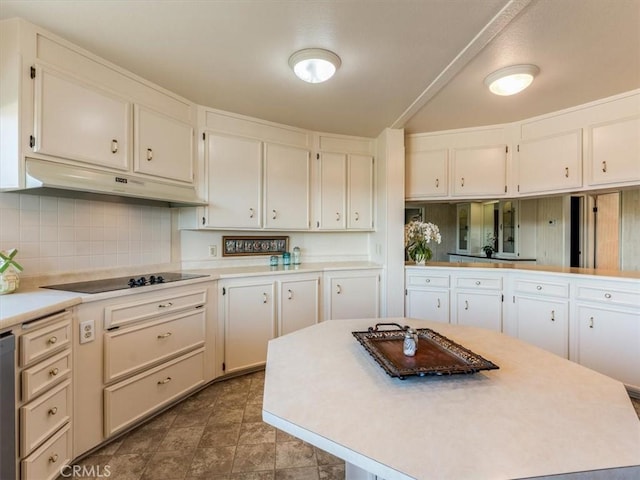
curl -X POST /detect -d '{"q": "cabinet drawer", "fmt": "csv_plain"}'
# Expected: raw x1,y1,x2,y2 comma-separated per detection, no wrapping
576,285,639,308
21,422,71,480
104,348,205,436
20,313,71,367
20,380,71,457
22,349,71,402
406,274,449,288
514,279,569,298
105,288,207,329
104,309,205,383
455,276,502,290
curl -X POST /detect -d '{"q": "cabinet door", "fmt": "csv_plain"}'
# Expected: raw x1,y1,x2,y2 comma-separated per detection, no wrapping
589,116,640,186
223,282,276,374
318,153,347,229
279,277,320,336
515,297,568,358
405,289,449,323
34,67,130,170
405,149,448,199
264,143,310,230
455,291,502,332
576,305,640,388
348,154,374,230
517,130,582,194
206,134,262,228
134,105,193,183
327,274,379,320
451,145,507,196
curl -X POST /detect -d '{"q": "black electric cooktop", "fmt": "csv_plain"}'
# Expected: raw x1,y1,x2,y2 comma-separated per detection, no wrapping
42,272,208,294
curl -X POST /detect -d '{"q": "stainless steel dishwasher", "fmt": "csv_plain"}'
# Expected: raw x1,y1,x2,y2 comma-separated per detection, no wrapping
0,332,16,480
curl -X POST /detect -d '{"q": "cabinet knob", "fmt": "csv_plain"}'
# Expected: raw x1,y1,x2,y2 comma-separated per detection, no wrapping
111,139,119,154
604,293,612,299
49,454,59,464
49,367,59,377
249,208,254,218
425,279,430,283
287,289,293,300
602,161,607,173
536,285,542,290
48,336,58,345
48,407,58,416
475,281,481,286
157,332,172,339
157,377,172,385
158,302,173,308
147,148,153,161
336,284,342,295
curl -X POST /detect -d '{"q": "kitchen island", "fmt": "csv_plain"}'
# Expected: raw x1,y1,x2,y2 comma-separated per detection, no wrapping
263,318,640,480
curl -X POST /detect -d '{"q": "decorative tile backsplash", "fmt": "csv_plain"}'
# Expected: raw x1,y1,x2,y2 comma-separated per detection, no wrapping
0,192,172,277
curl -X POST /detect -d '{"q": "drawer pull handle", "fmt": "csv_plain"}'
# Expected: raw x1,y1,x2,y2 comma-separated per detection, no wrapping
249,208,254,218
48,336,58,345
336,284,342,295
435,178,439,188
565,167,569,178
551,310,555,322
602,161,607,173
147,148,153,161
263,293,268,304
336,212,341,222
589,316,594,329
425,279,430,283
437,298,441,309
49,454,59,464
464,300,469,310
157,377,172,385
354,212,359,222
272,209,277,220
604,293,612,299
475,281,481,286
111,139,119,154
48,407,58,416
157,332,172,339
49,367,59,377
287,289,293,300
461,177,465,187
158,302,173,308
536,285,542,290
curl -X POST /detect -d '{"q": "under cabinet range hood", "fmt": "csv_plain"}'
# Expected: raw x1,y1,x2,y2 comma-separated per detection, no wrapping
20,159,207,207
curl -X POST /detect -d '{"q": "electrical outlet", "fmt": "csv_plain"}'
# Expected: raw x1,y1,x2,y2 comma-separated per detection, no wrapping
79,319,95,344
208,245,217,257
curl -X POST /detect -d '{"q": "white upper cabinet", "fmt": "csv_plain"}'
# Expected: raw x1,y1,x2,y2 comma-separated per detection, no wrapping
405,149,448,199
264,143,310,230
588,115,640,186
205,133,262,229
516,130,583,195
318,152,347,230
134,105,193,183
34,67,130,171
347,154,374,230
451,145,507,197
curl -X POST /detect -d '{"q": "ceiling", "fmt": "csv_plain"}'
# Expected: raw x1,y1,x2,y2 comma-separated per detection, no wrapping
1,0,639,138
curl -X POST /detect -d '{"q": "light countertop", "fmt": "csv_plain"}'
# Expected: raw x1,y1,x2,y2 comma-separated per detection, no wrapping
263,318,640,480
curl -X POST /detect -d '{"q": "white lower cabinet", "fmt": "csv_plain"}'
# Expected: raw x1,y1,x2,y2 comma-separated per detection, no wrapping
453,274,503,332
221,280,277,375
278,275,320,336
324,270,380,320
404,269,450,323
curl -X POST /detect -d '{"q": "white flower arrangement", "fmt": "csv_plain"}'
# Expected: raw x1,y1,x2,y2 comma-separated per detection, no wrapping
404,221,442,263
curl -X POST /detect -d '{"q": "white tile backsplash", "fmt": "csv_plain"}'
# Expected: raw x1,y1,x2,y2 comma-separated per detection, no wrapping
0,192,172,278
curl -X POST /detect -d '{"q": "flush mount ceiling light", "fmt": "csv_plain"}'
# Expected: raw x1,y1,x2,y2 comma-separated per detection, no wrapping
484,64,540,96
289,48,341,83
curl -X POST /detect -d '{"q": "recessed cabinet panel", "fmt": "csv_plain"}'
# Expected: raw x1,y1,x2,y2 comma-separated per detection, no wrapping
319,152,347,229
327,274,379,320
516,297,569,358
589,116,640,186
517,130,582,194
405,149,448,199
455,291,502,332
279,277,320,335
206,134,262,228
134,105,193,183
451,146,507,196
264,143,310,230
347,154,374,229
34,67,130,170
405,289,449,323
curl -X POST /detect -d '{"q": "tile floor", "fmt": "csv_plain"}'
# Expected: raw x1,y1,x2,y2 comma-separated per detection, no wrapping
67,370,345,480
66,370,640,480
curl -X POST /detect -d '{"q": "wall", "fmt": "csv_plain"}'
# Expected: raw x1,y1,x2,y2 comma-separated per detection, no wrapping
0,192,172,278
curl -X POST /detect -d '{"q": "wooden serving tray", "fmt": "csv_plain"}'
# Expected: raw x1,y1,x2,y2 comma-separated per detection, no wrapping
352,323,499,380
